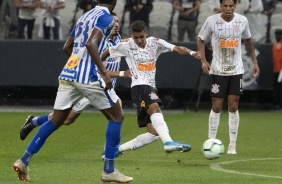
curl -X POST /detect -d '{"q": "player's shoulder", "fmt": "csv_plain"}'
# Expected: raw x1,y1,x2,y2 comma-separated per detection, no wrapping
148,36,164,43
234,13,248,22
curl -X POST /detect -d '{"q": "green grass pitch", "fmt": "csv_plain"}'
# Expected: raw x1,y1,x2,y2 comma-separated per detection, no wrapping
0,110,282,184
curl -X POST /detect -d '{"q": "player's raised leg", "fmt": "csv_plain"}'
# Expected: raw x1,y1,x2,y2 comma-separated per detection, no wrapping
20,114,49,140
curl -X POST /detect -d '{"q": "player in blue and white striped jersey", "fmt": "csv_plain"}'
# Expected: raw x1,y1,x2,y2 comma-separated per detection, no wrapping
19,13,131,132
13,1,133,183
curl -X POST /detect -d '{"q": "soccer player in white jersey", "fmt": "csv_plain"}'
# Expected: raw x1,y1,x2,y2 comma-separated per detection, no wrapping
197,0,260,154
102,20,202,154
19,12,131,140
13,1,134,183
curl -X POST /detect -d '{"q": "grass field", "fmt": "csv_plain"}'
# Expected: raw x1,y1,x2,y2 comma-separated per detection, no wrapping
0,110,282,184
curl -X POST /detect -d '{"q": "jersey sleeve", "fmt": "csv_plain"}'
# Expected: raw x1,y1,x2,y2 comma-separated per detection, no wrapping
70,26,76,37
95,13,114,36
109,42,128,58
198,17,212,41
242,17,251,39
154,38,175,53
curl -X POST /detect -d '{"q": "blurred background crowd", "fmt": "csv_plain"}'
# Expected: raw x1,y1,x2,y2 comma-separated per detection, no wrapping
0,0,281,43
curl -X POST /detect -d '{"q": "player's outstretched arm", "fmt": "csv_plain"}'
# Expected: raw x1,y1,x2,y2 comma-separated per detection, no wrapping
197,38,210,75
173,46,202,59
244,38,260,78
107,69,132,79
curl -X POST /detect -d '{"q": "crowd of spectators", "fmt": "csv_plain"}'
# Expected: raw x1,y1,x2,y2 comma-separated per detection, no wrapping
0,0,281,43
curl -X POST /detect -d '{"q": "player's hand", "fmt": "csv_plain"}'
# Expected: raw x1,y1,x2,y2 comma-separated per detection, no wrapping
101,73,113,91
192,51,202,59
124,69,132,79
252,63,260,78
201,60,210,75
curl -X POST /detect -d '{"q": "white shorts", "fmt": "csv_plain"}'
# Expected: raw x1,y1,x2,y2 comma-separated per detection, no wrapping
54,80,119,111
72,97,91,113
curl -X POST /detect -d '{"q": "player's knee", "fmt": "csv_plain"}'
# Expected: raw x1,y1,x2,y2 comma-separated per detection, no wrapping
228,106,238,112
147,103,161,115
63,118,75,125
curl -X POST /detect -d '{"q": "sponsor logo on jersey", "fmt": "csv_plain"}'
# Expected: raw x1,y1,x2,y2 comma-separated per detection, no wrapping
233,24,240,33
141,100,145,107
66,56,79,69
211,84,220,94
60,69,77,80
137,61,156,72
219,39,239,48
222,65,236,72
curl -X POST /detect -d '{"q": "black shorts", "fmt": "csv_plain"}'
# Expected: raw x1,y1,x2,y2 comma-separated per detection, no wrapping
131,85,161,127
210,74,243,98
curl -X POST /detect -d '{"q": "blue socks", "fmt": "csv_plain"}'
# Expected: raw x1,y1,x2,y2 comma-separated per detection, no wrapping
21,121,57,166
32,114,49,127
104,121,122,173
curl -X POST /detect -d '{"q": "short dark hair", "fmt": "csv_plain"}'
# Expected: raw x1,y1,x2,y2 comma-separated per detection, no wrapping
219,0,237,5
111,12,116,16
275,29,282,35
130,20,147,33
98,0,115,4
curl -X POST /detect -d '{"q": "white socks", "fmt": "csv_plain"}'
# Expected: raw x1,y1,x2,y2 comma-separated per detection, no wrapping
119,132,159,152
208,110,239,147
228,110,239,146
208,110,220,139
150,113,173,143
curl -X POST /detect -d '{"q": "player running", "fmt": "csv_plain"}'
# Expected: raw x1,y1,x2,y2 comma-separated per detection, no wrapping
13,1,134,183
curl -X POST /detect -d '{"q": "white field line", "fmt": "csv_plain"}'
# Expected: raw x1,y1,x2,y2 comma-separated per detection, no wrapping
210,158,282,179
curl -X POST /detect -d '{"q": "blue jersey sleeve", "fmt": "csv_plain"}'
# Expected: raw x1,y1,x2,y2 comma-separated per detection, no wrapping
95,12,114,36
70,26,76,37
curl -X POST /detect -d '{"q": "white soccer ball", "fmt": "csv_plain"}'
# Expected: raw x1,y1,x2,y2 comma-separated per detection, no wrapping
202,139,224,160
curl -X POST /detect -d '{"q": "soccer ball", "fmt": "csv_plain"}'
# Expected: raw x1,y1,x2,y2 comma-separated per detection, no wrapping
202,139,224,160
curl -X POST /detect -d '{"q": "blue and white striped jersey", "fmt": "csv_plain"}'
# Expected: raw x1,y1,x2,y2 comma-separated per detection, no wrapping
103,35,121,88
59,6,115,84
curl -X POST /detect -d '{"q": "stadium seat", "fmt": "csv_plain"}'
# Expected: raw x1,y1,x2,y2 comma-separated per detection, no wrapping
199,2,210,13
271,13,282,27
150,11,171,27
273,3,282,15
152,1,173,15
196,12,213,35
150,26,169,40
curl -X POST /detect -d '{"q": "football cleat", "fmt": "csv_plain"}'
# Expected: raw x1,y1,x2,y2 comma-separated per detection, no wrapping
13,159,30,181
164,141,192,153
20,115,35,140
101,169,133,183
227,145,237,154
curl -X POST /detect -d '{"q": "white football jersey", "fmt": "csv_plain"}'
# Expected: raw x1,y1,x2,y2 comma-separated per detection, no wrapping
109,37,175,88
198,13,251,76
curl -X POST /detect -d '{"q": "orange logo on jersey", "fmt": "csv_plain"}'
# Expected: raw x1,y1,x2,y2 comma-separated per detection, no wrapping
140,100,145,107
219,39,239,48
137,61,156,72
66,56,79,69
